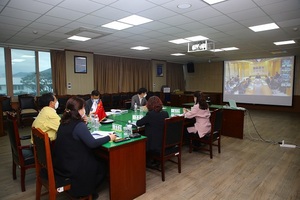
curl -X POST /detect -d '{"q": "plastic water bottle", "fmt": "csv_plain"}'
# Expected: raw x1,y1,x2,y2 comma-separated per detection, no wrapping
134,103,137,112
94,114,100,131
127,120,133,136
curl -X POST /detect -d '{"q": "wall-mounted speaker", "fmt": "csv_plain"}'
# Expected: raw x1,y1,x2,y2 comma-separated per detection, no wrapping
187,62,194,73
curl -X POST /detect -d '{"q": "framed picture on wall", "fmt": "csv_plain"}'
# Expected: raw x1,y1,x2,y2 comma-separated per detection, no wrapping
74,56,87,73
156,64,163,77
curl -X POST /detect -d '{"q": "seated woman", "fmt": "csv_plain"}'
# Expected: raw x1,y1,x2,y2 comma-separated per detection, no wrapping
136,96,169,167
52,96,116,198
183,91,211,139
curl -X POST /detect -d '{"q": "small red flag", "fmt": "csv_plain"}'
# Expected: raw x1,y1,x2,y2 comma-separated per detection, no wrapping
95,100,107,121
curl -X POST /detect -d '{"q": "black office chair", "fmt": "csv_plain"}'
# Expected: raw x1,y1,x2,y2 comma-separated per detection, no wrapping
18,94,39,126
149,116,185,181
1,95,16,136
189,109,223,159
6,112,35,192
32,127,92,200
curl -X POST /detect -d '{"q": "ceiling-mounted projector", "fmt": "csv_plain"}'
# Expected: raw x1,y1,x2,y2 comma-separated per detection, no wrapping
188,40,215,52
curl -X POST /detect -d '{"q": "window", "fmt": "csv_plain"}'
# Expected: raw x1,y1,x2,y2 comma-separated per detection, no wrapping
0,47,6,95
38,51,52,94
11,49,52,96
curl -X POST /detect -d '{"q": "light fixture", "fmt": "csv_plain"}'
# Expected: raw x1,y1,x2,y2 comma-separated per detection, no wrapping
102,21,133,30
274,40,296,45
249,23,279,32
131,46,150,50
169,39,190,44
118,15,152,26
202,0,227,5
177,4,191,9
67,35,91,41
271,50,287,54
221,47,239,51
185,35,208,41
171,53,185,56
210,49,223,52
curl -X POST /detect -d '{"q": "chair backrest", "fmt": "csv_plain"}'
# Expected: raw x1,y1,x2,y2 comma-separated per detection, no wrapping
1,96,13,112
32,127,56,194
211,109,223,135
162,116,185,152
6,112,22,163
18,94,36,110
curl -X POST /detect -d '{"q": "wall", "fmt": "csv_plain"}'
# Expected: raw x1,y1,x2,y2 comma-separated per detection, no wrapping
185,61,223,92
151,60,166,92
65,51,94,94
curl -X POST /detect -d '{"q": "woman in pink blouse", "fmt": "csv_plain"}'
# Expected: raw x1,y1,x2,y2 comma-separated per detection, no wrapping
183,91,211,138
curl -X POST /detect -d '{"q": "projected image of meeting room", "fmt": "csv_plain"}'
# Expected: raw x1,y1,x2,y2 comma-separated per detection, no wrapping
223,56,295,106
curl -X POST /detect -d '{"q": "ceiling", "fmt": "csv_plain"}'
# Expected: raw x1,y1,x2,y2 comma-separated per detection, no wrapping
0,0,300,64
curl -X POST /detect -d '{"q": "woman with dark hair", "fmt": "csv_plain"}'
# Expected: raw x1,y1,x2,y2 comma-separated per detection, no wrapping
183,91,211,138
136,96,169,164
53,96,116,198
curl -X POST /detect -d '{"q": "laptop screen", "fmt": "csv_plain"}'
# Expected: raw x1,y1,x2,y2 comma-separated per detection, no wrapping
228,99,237,108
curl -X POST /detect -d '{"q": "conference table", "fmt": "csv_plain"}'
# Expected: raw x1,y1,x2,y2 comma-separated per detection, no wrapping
95,106,184,200
182,103,245,139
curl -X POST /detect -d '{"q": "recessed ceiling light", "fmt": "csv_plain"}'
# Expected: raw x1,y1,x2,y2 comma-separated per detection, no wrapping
177,4,191,9
102,21,133,30
169,39,190,44
221,47,239,51
202,0,227,5
131,46,150,50
274,40,295,45
171,53,185,56
249,23,279,32
185,35,208,41
210,49,223,52
118,15,152,26
68,35,91,41
271,50,287,54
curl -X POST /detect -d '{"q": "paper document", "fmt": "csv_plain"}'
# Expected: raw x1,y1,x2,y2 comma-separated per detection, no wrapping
91,131,114,139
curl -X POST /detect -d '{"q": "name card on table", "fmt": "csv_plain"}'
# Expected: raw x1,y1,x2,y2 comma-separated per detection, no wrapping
132,114,144,121
112,123,123,132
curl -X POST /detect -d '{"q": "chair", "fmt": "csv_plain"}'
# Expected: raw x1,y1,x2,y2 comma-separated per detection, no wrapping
6,112,35,192
32,127,93,200
189,109,223,159
1,96,15,136
18,94,39,126
149,116,185,181
56,95,71,114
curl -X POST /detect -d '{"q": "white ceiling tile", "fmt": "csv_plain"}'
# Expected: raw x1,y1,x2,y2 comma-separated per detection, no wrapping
91,7,130,20
138,6,177,20
36,15,71,26
8,0,53,14
58,0,105,14
227,7,267,21
201,15,235,27
0,15,31,27
213,0,258,14
159,15,194,26
28,22,60,32
1,7,40,21
261,0,300,15
46,7,86,20
183,6,222,21
110,0,156,13
77,15,110,27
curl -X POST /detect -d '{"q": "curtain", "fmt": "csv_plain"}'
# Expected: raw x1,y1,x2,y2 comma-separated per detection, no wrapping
166,62,185,91
94,54,152,93
50,50,66,95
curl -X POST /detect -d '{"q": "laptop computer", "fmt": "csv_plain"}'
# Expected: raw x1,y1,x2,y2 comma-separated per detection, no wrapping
228,99,245,110
228,99,238,108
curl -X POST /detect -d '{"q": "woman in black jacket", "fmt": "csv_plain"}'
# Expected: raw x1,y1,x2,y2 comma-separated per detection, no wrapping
136,96,169,165
53,96,116,198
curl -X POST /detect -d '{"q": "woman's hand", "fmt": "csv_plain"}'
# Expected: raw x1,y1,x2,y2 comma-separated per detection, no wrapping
109,133,117,141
